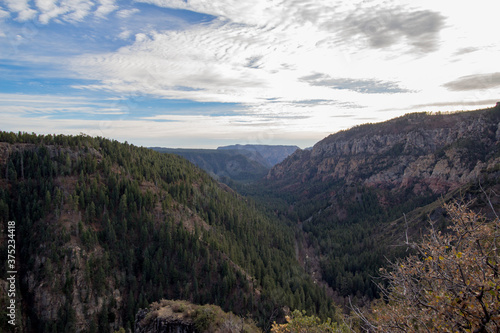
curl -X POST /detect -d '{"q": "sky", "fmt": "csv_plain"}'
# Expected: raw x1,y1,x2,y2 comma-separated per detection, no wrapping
0,0,499,148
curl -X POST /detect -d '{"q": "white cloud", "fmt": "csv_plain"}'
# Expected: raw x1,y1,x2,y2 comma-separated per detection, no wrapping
116,8,139,18
0,93,124,115
0,8,10,19
71,22,281,103
3,0,37,21
72,12,375,106
0,9,9,37
59,0,95,23
137,0,445,53
0,99,335,148
13,0,115,24
71,8,427,110
95,0,118,18
36,0,67,24
136,0,284,26
69,0,452,106
2,0,500,147
117,29,132,40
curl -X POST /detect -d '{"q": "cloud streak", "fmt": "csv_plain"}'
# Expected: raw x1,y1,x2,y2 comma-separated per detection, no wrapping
138,0,445,53
338,6,445,52
443,73,500,91
71,21,295,103
300,73,411,94
68,0,449,110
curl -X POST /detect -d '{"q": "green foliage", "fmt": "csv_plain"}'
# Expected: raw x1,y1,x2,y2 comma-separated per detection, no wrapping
0,131,337,331
244,178,435,301
139,300,262,333
152,147,270,183
243,106,500,305
272,310,350,333
193,305,217,331
367,202,500,332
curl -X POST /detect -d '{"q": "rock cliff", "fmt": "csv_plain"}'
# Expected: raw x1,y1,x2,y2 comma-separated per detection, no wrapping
267,106,500,196
260,105,500,301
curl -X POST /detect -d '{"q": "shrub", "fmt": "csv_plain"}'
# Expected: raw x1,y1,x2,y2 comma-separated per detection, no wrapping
271,310,349,333
193,305,217,332
366,202,500,332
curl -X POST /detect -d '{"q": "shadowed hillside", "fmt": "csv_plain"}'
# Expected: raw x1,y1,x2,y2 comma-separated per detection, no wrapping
0,133,336,333
151,145,298,184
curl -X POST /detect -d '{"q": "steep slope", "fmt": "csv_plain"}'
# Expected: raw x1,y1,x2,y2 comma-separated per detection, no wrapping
151,144,299,184
150,148,269,183
0,133,336,333
218,144,299,168
268,107,500,194
259,105,500,301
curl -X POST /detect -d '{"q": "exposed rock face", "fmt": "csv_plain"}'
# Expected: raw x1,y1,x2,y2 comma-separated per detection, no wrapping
267,107,500,196
24,242,122,332
135,309,195,333
134,300,261,333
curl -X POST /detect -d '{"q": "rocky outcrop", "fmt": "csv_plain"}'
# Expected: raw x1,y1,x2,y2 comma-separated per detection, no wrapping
24,242,122,332
267,106,500,195
135,308,195,333
134,300,261,333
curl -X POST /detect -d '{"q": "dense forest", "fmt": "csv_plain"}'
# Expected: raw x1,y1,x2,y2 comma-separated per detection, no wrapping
0,132,337,332
1,106,499,332
242,106,500,306
270,202,500,332
151,147,269,183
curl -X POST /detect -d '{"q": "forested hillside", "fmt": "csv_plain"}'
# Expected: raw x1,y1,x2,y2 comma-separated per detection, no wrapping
249,105,500,305
1,105,499,333
217,145,299,168
151,144,298,184
0,132,336,333
150,147,269,183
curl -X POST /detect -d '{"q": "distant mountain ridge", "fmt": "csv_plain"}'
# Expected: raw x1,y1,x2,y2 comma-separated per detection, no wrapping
152,144,299,183
218,144,299,168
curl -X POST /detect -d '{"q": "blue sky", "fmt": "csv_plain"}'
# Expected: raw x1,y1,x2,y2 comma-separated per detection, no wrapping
1,0,499,148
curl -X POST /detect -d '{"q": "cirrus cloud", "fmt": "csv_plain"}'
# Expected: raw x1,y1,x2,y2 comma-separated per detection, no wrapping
443,72,500,91
1,0,500,148
337,6,445,52
300,73,411,94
